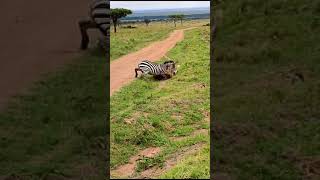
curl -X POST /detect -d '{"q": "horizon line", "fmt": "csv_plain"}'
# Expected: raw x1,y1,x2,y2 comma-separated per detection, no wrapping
112,6,210,11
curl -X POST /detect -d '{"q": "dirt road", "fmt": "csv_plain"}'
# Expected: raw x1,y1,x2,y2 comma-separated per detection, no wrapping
0,0,100,110
110,27,195,96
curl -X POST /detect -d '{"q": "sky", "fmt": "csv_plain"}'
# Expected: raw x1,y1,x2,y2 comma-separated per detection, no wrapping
110,1,210,11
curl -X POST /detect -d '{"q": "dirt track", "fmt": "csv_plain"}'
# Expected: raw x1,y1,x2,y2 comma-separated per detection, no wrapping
0,0,100,110
110,27,195,96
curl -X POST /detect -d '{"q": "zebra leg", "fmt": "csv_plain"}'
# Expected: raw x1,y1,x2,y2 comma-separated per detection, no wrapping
135,68,141,78
97,34,109,56
79,19,98,50
166,73,172,79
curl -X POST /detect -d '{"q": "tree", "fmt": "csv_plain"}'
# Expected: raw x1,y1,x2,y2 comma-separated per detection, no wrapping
168,14,186,27
177,14,185,25
144,18,151,26
169,14,185,26
168,15,178,27
111,8,132,33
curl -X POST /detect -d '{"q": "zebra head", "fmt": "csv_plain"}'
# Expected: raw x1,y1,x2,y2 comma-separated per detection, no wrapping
163,61,177,75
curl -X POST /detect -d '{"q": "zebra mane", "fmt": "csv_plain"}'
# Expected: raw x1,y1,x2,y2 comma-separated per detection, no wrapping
163,60,175,64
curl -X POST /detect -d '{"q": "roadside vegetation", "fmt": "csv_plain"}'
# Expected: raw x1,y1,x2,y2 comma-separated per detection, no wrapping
213,0,320,179
110,25,210,179
160,144,210,179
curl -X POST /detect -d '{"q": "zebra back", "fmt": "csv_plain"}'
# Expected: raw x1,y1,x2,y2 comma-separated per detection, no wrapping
90,0,110,36
139,60,167,76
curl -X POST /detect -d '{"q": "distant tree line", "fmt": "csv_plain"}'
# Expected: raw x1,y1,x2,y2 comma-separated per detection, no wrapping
168,14,185,27
111,7,199,32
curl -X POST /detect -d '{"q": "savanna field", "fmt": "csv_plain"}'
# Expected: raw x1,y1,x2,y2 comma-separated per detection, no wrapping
110,20,210,179
110,20,208,60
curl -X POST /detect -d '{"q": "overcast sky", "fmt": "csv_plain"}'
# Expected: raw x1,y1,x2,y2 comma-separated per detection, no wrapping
110,1,210,11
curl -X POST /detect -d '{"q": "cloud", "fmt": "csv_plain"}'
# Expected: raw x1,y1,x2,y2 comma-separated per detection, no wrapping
111,1,210,10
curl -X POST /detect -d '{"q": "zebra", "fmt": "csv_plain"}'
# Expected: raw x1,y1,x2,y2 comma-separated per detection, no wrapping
78,0,110,50
135,60,177,79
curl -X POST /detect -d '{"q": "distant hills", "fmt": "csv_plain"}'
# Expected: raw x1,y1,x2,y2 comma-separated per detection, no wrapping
120,7,210,22
129,7,209,17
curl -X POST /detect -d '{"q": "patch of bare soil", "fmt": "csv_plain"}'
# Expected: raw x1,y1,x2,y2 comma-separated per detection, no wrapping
134,143,206,179
117,112,150,125
170,113,184,126
299,157,320,180
169,128,208,142
281,153,320,180
203,110,210,122
111,163,136,179
193,83,207,89
124,117,136,125
169,99,195,109
162,121,174,132
171,113,183,121
139,148,162,158
111,147,161,179
123,112,141,125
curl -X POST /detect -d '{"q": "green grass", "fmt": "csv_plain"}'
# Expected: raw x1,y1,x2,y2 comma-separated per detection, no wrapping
213,0,320,179
110,20,209,60
136,156,165,173
110,26,210,179
0,51,107,179
159,144,210,179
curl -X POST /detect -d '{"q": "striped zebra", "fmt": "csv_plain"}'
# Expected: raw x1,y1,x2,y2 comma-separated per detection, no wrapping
79,0,110,50
135,60,177,79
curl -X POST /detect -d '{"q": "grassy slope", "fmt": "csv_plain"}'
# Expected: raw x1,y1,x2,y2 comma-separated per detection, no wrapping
110,26,210,178
110,20,208,61
0,52,107,179
160,145,210,179
214,0,320,179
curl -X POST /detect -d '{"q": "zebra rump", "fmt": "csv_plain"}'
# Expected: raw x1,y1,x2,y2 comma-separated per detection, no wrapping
90,0,110,35
79,0,110,50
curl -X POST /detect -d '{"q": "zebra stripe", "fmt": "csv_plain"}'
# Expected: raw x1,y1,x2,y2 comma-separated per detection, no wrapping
90,0,110,35
138,60,169,76
79,0,110,50
91,0,108,9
